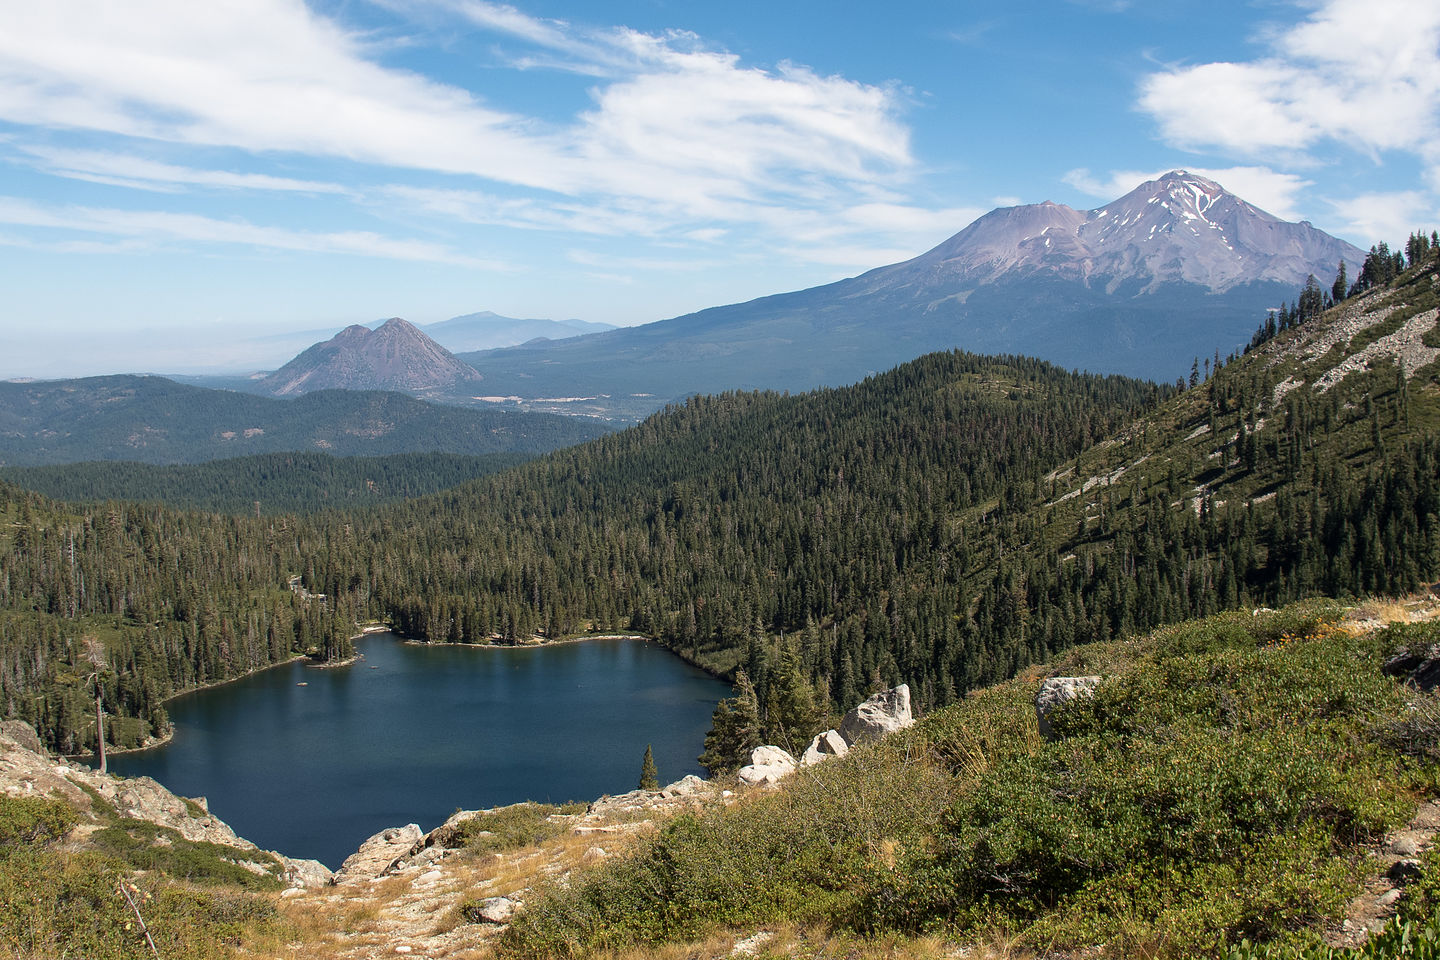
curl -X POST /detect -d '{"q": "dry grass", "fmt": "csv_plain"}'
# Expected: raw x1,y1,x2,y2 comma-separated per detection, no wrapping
1351,593,1440,627
273,804,669,960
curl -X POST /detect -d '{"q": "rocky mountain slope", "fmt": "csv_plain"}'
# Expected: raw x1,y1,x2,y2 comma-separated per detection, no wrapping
886,170,1355,293
259,318,481,397
459,172,1364,415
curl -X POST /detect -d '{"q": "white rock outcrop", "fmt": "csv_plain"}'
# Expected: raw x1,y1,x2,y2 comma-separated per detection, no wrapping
284,857,336,889
737,745,797,786
838,684,914,744
800,729,849,766
470,895,520,924
1035,676,1102,739
660,774,710,798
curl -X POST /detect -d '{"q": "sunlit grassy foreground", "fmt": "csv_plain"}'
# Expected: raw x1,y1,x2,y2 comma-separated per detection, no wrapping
501,600,1440,959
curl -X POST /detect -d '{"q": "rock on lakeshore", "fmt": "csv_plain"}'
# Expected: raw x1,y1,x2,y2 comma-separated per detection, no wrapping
334,823,424,885
0,720,332,888
838,684,914,744
1035,676,1102,739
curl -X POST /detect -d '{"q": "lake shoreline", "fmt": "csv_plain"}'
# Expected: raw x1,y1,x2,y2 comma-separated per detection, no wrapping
92,630,732,868
400,631,732,684
80,628,729,763
69,629,385,761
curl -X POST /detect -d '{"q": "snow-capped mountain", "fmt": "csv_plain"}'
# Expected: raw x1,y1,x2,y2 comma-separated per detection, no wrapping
867,171,1358,295
457,172,1366,413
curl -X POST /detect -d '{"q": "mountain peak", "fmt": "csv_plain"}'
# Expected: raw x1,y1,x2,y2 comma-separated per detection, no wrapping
892,170,1356,296
259,317,481,397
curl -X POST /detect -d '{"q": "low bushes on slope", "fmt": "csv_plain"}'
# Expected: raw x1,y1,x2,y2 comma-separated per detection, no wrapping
500,603,1440,959
0,792,290,959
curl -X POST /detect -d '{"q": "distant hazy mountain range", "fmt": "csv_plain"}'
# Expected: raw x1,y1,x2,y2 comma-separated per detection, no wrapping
421,312,616,352
193,312,614,380
452,171,1363,408
0,375,607,466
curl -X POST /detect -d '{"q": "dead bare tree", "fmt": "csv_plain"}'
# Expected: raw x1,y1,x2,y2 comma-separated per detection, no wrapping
83,636,107,774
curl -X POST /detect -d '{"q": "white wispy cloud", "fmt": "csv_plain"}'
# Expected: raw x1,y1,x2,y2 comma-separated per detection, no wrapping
0,0,914,239
14,146,351,195
1138,0,1440,175
0,196,505,266
1326,191,1440,247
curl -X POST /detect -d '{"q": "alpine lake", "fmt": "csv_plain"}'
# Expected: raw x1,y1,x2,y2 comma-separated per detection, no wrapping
100,633,732,868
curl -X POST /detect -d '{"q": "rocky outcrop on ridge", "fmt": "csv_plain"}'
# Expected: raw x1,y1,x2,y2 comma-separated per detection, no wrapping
1035,676,1103,739
0,720,332,888
333,823,425,885
838,683,915,744
737,745,799,786
801,728,849,766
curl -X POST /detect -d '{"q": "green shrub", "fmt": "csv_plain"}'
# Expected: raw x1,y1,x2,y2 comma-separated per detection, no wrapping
439,802,586,857
0,827,287,959
0,794,77,846
89,819,283,890
500,602,1440,959
500,747,954,957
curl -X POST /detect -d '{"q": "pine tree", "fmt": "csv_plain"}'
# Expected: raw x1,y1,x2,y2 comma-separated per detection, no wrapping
698,671,762,775
1298,274,1324,322
638,743,658,790
1332,260,1348,305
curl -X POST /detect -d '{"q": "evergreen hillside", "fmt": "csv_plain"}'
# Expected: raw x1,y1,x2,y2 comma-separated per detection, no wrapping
0,354,1164,754
324,353,1166,705
0,484,358,754
0,376,605,466
324,243,1440,732
0,451,530,515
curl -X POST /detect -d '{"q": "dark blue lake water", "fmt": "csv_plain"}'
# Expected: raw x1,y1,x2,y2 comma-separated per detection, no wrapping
101,633,730,868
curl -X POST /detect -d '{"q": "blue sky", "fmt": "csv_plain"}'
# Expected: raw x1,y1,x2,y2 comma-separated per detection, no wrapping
1,0,1437,377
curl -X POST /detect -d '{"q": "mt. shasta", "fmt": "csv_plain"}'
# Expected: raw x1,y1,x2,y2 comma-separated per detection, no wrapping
452,171,1364,408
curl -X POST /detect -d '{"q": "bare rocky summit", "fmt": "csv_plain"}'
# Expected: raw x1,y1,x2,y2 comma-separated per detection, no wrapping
259,318,482,396
877,171,1360,295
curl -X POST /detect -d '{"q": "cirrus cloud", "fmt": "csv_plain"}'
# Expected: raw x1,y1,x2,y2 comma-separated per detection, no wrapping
0,0,912,224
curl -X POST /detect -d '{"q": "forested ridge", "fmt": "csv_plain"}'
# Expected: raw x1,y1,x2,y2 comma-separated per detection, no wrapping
0,451,532,515
0,376,605,466
0,353,1163,752
0,489,357,753
1,241,1437,756
330,351,1166,702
